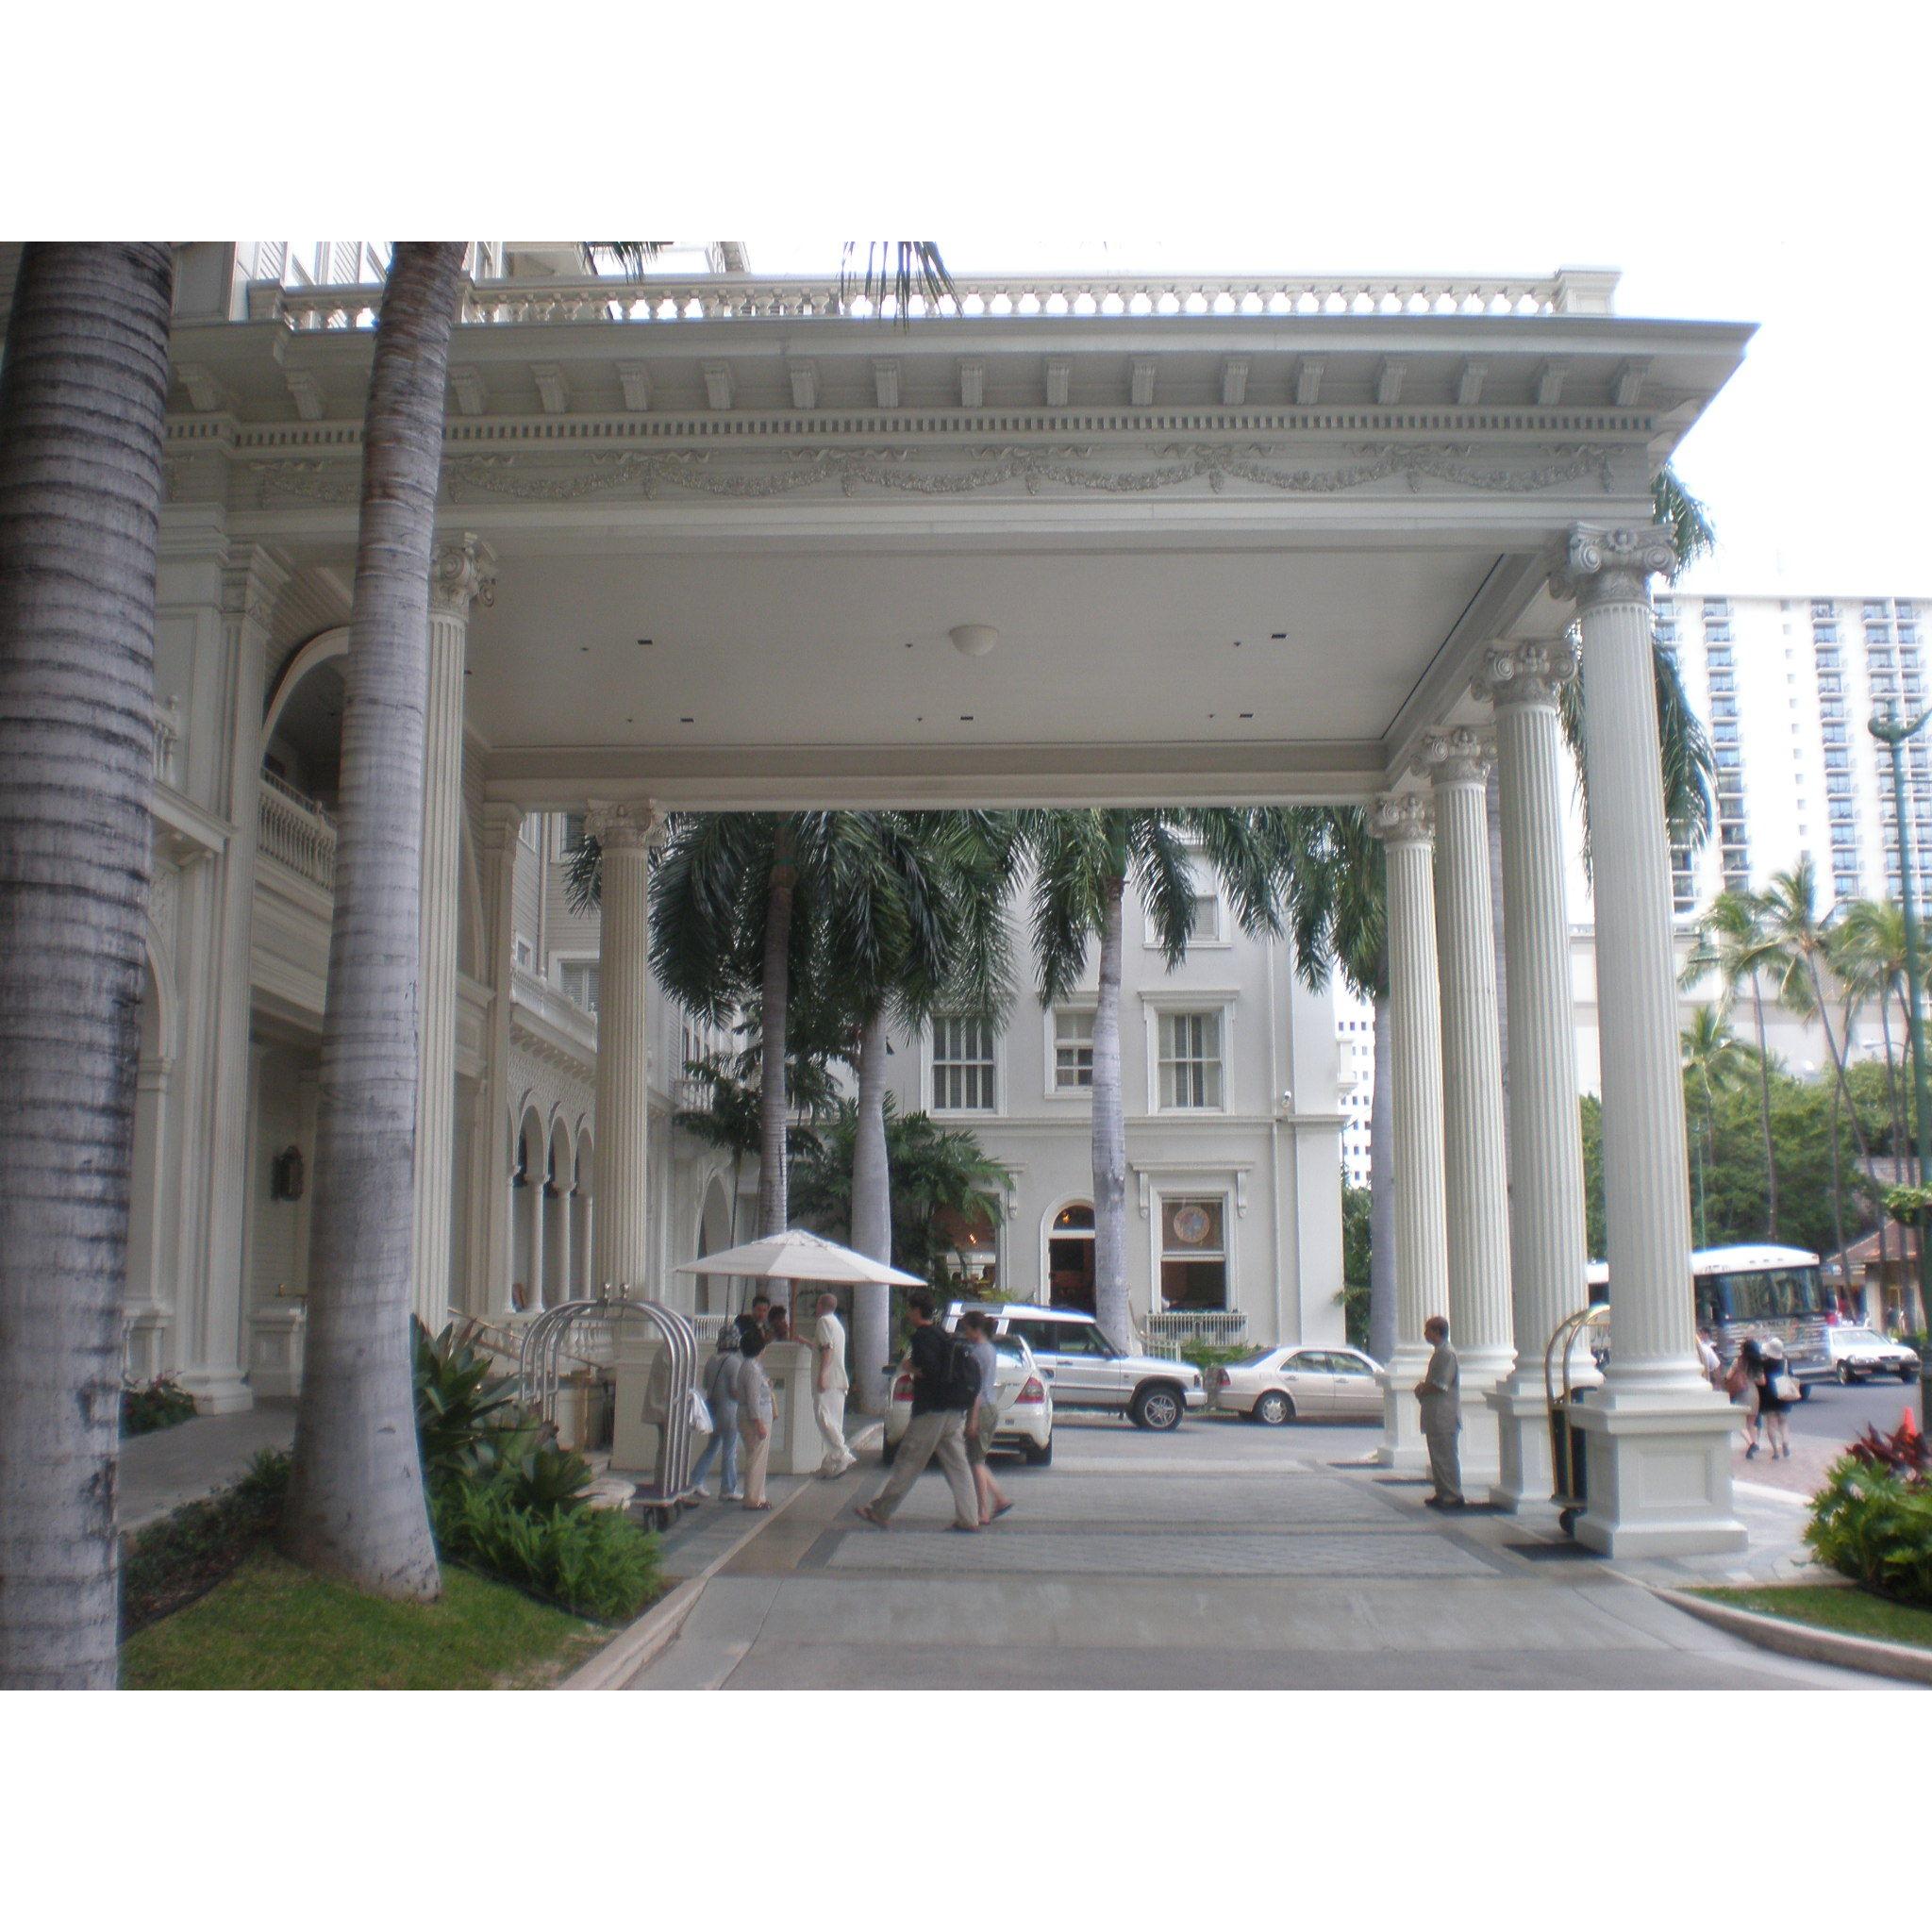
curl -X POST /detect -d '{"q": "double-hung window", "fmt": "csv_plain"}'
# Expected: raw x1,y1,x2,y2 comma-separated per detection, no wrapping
560,960,599,1014
1158,1010,1224,1109
932,1015,996,1112
1053,1008,1095,1090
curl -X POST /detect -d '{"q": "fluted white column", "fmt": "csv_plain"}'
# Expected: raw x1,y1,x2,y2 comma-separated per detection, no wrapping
1480,643,1592,1509
1371,793,1449,1472
411,535,494,1330
589,802,662,1291
1418,728,1514,1484
1557,525,1743,1556
475,805,522,1317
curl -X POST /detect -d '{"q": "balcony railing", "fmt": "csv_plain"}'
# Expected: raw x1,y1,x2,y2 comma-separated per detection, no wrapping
254,267,1612,336
1143,1309,1249,1357
258,774,335,891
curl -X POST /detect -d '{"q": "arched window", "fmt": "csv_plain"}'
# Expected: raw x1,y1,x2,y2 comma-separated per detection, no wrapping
1047,1202,1095,1311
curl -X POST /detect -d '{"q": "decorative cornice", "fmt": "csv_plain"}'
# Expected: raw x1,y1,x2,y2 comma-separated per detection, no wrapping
1370,791,1435,845
430,533,497,618
1549,521,1676,610
1414,724,1495,787
585,800,667,852
1474,639,1579,709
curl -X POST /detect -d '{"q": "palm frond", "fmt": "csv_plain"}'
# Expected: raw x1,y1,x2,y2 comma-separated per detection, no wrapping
580,242,675,276
839,242,958,320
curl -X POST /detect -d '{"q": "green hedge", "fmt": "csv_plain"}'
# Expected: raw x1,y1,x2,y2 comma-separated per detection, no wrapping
1806,1421,1932,1610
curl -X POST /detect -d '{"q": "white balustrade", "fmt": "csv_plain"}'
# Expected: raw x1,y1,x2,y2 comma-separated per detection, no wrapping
260,268,1603,334
257,774,336,891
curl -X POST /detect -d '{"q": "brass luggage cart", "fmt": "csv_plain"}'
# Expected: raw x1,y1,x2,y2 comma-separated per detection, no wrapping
1543,1304,1610,1537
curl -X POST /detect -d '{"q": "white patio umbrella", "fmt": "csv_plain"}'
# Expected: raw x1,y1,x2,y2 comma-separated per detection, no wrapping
678,1227,924,1288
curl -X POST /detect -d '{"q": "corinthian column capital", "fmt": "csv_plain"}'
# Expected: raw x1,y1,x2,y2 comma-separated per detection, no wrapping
585,800,668,853
1414,724,1496,787
1474,640,1580,710
430,532,498,617
1549,522,1675,612
1370,791,1435,845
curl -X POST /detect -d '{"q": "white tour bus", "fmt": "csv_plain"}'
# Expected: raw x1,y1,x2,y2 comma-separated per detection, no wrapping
1584,1243,1833,1386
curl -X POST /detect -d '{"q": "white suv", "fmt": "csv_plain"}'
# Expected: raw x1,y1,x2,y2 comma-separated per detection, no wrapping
944,1302,1205,1430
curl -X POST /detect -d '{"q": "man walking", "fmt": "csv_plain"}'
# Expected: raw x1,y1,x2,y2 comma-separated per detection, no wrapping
855,1291,980,1532
812,1291,857,1477
960,1309,1014,1526
1413,1313,1464,1509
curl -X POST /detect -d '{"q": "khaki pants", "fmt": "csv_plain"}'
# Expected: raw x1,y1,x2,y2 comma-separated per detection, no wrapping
740,1419,772,1507
869,1409,978,1528
815,1384,853,1472
1425,1425,1463,1505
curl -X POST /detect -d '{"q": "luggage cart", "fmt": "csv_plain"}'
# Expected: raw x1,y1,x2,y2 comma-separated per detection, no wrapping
517,1290,700,1530
1543,1303,1610,1537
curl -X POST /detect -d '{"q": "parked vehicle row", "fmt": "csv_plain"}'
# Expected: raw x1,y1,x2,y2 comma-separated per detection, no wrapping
1209,1344,1385,1423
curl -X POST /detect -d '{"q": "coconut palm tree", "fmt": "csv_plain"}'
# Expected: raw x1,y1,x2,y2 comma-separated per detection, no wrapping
0,243,175,1688
1686,889,1787,1240
1680,1005,1749,1246
1022,808,1297,1351
1835,896,1913,1174
278,243,470,1602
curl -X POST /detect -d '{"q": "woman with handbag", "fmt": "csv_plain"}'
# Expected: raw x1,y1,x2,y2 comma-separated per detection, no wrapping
687,1326,744,1502
1757,1337,1796,1460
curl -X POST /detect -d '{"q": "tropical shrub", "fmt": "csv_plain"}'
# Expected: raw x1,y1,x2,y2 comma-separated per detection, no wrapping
1886,1185,1932,1229
121,1374,199,1437
412,1319,539,1485
1806,1422,1932,1609
439,1482,661,1624
501,1445,595,1513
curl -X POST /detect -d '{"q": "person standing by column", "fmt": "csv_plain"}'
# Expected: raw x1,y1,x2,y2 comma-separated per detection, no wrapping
687,1325,743,1502
812,1291,857,1477
737,1326,775,1511
855,1291,980,1532
1415,1315,1464,1508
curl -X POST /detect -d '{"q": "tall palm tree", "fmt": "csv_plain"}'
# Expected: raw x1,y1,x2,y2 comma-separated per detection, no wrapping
0,243,175,1688
1679,1005,1749,1246
1023,808,1297,1351
1687,889,1786,1240
279,243,470,1602
1281,808,1395,1364
1835,897,1913,1176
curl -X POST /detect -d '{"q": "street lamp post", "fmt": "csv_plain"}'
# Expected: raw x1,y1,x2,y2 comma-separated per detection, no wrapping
1868,701,1932,1429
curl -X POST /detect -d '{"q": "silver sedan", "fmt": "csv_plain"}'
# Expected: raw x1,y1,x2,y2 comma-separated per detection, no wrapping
1210,1344,1385,1424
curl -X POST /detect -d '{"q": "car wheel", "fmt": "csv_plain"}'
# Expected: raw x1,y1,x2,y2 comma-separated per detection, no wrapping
1024,1434,1053,1466
1838,1363,1857,1385
1254,1390,1295,1426
1130,1384,1184,1431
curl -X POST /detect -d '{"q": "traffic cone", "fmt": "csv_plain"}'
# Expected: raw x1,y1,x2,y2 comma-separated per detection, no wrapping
1902,1405,1921,1441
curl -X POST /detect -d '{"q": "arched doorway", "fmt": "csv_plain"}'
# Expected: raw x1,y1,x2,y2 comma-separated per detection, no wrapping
542,1117,573,1307
571,1132,593,1296
1046,1202,1096,1311
511,1107,543,1312
695,1173,732,1314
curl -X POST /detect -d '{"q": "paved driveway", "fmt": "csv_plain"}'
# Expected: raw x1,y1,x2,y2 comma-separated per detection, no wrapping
628,1415,1889,1690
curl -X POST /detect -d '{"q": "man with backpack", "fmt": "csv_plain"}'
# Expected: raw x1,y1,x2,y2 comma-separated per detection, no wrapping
854,1290,981,1532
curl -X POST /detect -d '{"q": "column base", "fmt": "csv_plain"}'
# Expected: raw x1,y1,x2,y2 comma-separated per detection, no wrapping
1452,1345,1514,1488
1488,1377,1563,1512
1375,1347,1432,1471
248,1303,308,1401
177,1368,254,1415
1569,1386,1747,1558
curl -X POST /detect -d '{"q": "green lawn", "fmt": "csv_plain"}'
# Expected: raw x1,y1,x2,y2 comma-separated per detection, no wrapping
1692,1584,1932,1654
122,1550,609,1690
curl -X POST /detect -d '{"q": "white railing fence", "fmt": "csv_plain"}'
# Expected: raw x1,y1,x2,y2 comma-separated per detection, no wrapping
258,774,336,891
258,268,1613,336
1143,1309,1249,1358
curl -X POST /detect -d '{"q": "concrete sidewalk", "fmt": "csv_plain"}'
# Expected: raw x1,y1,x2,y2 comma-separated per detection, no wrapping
622,1424,1899,1691
118,1405,297,1534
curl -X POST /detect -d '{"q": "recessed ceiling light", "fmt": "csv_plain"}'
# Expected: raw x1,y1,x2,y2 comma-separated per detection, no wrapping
950,624,998,658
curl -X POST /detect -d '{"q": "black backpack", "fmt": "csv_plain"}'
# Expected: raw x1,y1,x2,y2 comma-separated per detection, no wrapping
936,1332,984,1410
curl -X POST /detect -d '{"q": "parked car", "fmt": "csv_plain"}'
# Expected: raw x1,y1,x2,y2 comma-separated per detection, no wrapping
1210,1344,1385,1424
1823,1324,1922,1385
943,1302,1206,1430
883,1334,1055,1464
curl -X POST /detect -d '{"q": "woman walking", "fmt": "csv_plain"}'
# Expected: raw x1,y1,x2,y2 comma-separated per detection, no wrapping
1728,1338,1763,1458
687,1326,744,1502
1756,1337,1795,1460
738,1325,775,1510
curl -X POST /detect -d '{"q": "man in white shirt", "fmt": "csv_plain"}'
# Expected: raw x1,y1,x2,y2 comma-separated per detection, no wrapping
813,1291,856,1476
1412,1313,1463,1509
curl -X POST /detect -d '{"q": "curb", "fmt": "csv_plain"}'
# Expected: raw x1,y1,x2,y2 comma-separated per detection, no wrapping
561,1419,882,1691
1648,1584,1932,1689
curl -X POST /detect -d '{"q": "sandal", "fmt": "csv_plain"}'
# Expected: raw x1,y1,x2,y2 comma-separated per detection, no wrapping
742,1501,772,1511
991,1501,1015,1522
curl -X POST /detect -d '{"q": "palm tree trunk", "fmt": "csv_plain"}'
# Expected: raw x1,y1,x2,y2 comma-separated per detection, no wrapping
850,1008,891,1413
0,243,175,1688
1749,974,1779,1239
281,243,467,1602
757,821,795,1238
1825,1085,1849,1278
1091,873,1131,1350
1367,986,1397,1365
